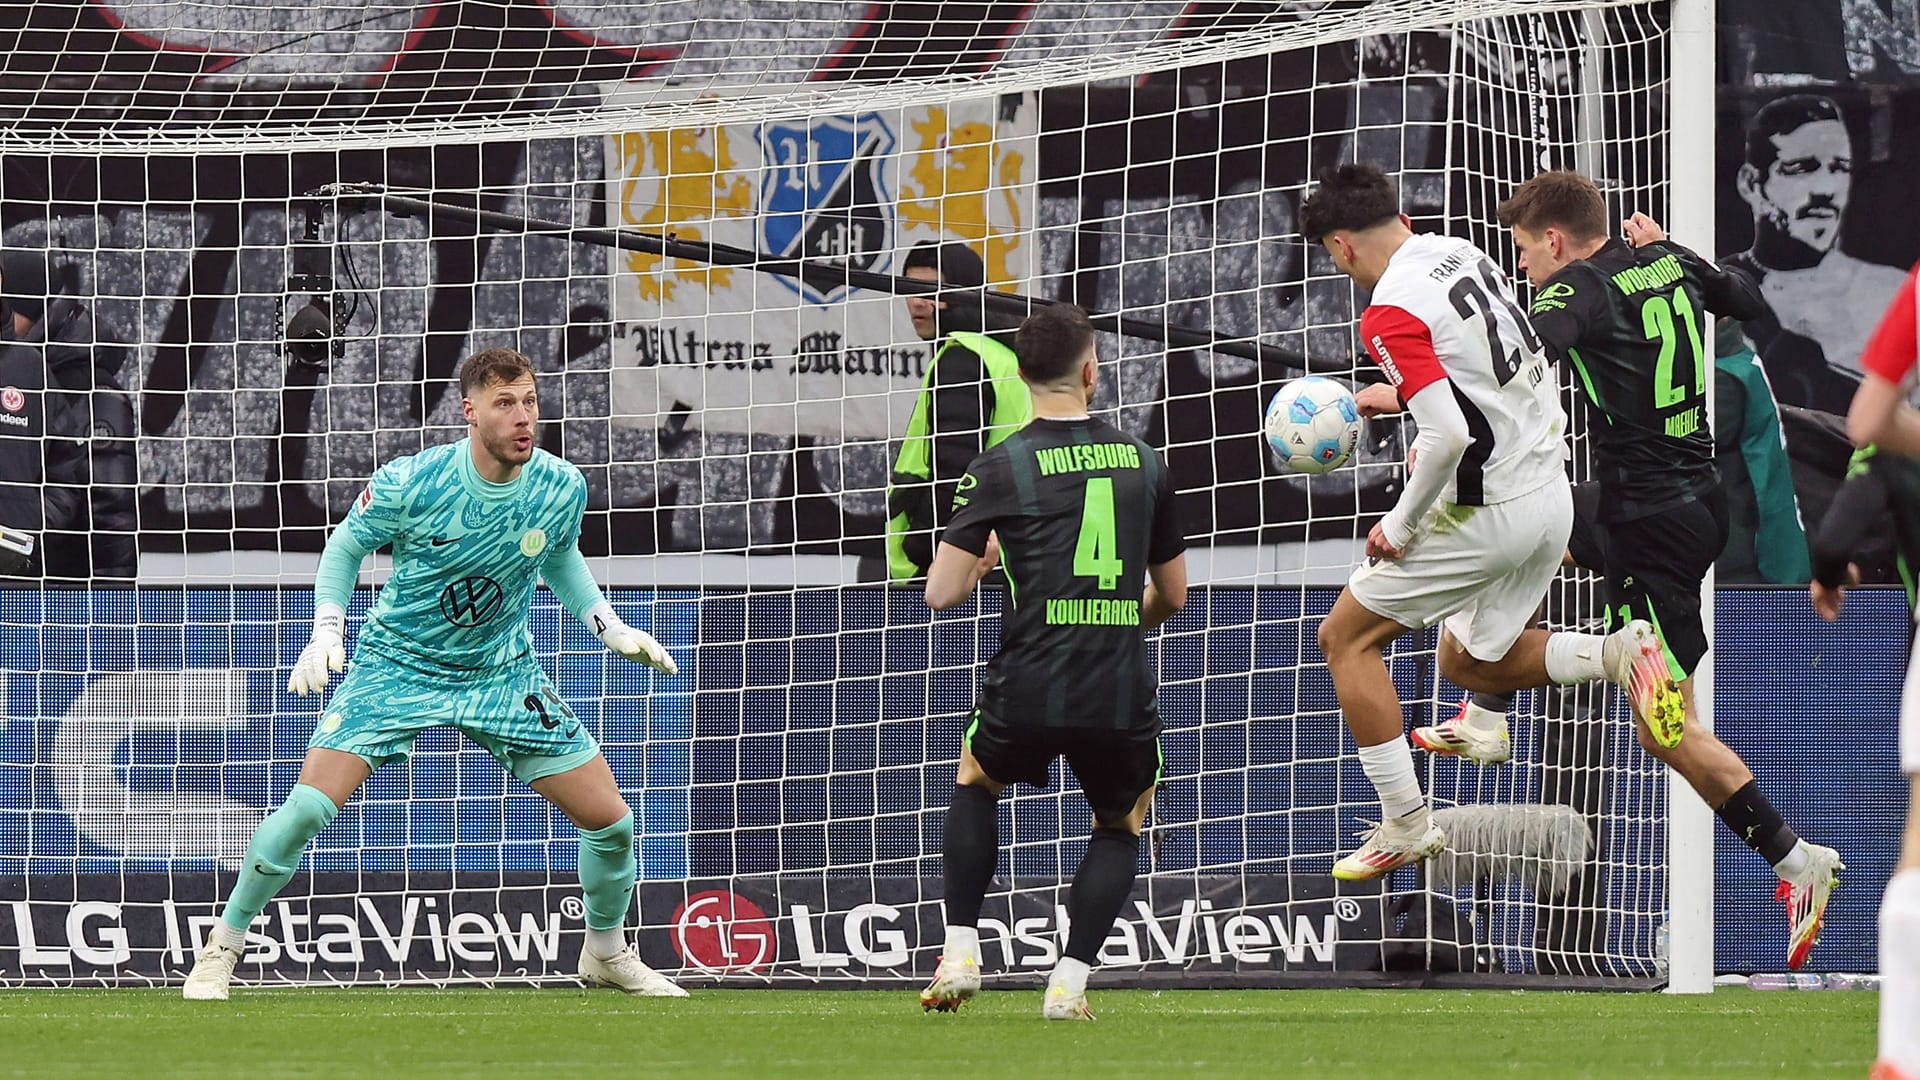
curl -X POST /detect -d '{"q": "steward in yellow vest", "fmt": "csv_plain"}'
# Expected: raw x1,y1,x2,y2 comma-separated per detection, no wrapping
886,242,1033,580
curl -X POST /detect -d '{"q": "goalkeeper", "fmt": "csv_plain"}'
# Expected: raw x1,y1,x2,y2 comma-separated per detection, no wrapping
184,347,686,1000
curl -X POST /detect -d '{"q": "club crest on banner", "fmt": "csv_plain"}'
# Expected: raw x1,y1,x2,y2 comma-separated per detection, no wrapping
758,114,896,306
603,91,1038,440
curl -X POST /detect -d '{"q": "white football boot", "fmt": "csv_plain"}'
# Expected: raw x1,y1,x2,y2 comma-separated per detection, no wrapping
1332,809,1446,881
919,952,982,1013
182,940,243,1001
579,944,690,997
1412,698,1513,765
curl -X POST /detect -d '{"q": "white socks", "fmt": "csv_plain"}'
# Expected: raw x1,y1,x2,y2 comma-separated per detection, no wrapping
1050,955,1090,997
1457,700,1507,735
585,927,628,961
943,924,981,962
1773,839,1813,881
1357,738,1426,820
1882,869,1920,1074
210,920,248,952
1545,631,1608,685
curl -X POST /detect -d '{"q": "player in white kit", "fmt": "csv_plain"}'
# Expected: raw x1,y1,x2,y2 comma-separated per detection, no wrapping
1299,165,1680,880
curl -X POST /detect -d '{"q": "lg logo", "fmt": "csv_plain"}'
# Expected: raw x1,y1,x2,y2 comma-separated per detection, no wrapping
670,890,775,974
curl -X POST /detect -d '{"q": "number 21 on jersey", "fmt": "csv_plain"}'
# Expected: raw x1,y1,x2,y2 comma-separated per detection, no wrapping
1641,287,1707,410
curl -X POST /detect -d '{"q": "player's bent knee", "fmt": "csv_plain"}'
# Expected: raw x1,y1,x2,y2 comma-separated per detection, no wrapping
1315,614,1340,659
580,809,635,851
1436,647,1478,686
280,783,342,834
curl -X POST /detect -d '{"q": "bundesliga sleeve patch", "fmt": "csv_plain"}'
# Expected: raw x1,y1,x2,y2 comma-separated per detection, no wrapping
358,486,373,511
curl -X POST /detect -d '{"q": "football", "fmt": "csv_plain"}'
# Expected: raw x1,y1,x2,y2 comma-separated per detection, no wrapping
1264,376,1362,474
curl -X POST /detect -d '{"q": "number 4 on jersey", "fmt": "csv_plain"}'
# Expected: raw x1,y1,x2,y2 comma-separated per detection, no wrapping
1073,477,1124,590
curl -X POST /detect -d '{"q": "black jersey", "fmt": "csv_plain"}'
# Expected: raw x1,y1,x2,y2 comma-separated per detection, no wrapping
939,416,1187,731
1811,445,1920,608
1528,239,1766,522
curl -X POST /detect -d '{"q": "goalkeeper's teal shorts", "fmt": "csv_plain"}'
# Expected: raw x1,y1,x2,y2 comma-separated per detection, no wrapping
309,653,600,783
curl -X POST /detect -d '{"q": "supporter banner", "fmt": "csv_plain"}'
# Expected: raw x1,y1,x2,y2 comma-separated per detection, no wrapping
0,871,1385,987
1718,1,1920,414
602,95,1038,439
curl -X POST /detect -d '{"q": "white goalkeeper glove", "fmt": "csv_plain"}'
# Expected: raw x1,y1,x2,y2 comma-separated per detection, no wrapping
586,601,678,675
288,603,347,696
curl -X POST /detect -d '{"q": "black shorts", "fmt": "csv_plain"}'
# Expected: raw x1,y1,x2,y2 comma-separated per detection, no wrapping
964,708,1162,824
1569,483,1729,679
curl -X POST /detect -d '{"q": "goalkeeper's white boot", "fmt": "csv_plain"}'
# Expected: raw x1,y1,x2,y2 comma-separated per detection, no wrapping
579,944,690,997
1411,698,1512,765
1332,809,1445,882
919,952,981,1013
1601,620,1685,747
1042,984,1094,1021
1042,959,1094,1021
182,940,242,1001
1777,842,1845,971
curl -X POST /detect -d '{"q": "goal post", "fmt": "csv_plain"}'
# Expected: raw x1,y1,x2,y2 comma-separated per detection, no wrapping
0,0,1717,989
1664,0,1718,998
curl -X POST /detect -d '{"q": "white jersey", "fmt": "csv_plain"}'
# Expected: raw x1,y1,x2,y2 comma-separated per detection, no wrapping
1361,234,1567,506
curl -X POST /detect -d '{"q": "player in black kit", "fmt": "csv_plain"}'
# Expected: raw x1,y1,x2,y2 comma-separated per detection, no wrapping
1428,170,1842,970
916,303,1187,1021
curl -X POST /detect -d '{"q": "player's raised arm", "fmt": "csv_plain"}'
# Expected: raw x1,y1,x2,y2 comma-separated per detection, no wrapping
1622,211,1766,321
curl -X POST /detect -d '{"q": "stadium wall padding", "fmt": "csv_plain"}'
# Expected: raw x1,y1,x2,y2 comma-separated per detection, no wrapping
0,586,1903,976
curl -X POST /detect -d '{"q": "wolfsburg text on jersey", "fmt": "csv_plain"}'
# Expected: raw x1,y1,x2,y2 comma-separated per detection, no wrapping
1033,442,1143,476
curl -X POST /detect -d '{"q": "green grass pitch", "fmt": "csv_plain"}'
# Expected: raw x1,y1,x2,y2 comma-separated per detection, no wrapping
0,987,1875,1079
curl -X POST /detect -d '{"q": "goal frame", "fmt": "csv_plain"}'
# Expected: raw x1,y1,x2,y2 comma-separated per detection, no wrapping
1665,0,1716,998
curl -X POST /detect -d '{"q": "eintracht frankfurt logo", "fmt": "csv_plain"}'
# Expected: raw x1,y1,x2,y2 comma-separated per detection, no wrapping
671,890,776,973
438,576,505,627
1,386,24,413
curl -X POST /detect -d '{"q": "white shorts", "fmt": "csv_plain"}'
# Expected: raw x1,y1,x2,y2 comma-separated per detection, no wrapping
1348,479,1573,663
1901,634,1920,774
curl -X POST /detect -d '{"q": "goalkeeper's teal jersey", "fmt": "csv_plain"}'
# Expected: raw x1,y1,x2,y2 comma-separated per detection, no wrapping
340,439,588,678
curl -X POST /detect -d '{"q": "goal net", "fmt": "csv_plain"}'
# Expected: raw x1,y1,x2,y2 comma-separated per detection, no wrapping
0,0,1690,988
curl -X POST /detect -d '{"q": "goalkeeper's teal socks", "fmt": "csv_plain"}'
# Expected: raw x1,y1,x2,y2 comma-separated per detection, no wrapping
219,783,340,934
578,811,637,957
